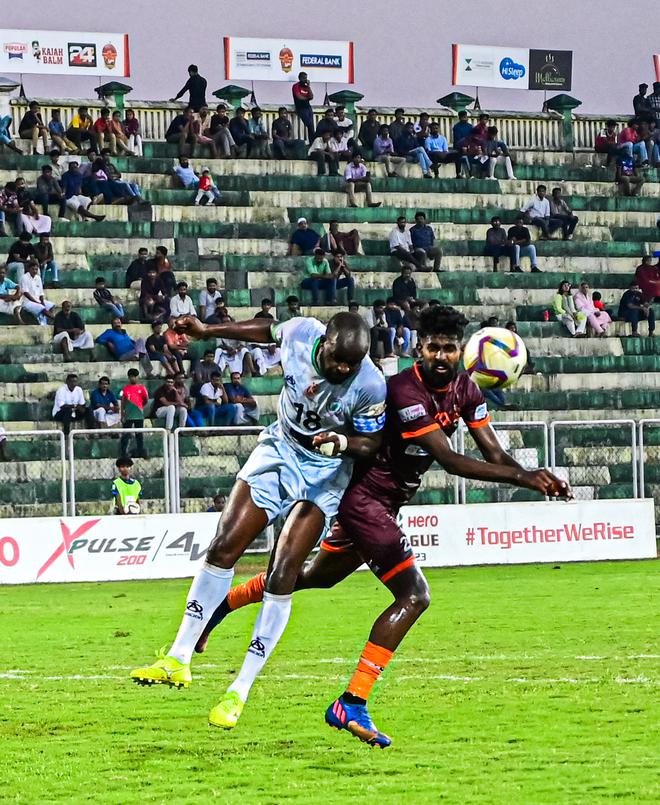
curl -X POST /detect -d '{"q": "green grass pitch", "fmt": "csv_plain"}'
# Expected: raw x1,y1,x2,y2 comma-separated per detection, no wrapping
1,560,659,804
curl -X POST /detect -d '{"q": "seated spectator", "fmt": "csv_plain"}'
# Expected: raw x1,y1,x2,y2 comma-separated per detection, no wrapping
385,297,411,356
424,122,458,178
110,110,135,155
123,109,143,156
410,211,442,271
173,156,199,189
214,341,256,376
395,121,432,178
343,154,381,208
328,128,352,160
195,168,221,205
65,106,94,152
149,245,176,296
0,181,21,235
36,165,66,219
60,161,105,221
505,321,535,373
314,108,338,140
404,299,423,351
47,148,65,180
91,376,120,428
618,280,655,337
279,295,301,322
388,108,407,144
484,126,516,180
0,113,23,155
320,219,361,258
247,108,270,158
140,266,169,323
126,247,149,288
198,371,237,425
552,280,587,337
289,217,320,256
208,104,236,157
452,110,473,149
52,373,91,435
47,109,76,153
224,372,260,424
19,259,55,325
18,101,48,154
119,369,149,458
636,254,660,302
170,281,197,318
392,265,417,306
97,317,150,372
574,281,612,337
100,150,141,200
508,215,541,273
165,107,195,156
150,376,188,431
484,216,515,272
228,108,253,157
618,119,648,164
334,106,355,147
388,216,425,270
254,298,275,319
414,113,430,145
206,298,234,325
363,299,394,358
174,371,205,427
7,231,36,283
300,247,355,305
357,109,380,152
0,265,24,323
520,185,560,239
164,316,191,374
616,153,645,196
207,493,226,513
199,277,224,321
93,276,125,320
250,342,282,375
271,107,299,159
190,108,218,159
18,193,51,236
373,124,406,177
308,131,339,176
192,349,223,392
146,321,178,376
52,300,94,358
93,108,117,154
549,188,579,240
594,119,625,165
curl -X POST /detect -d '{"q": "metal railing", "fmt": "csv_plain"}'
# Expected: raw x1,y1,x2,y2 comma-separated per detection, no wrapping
0,429,67,517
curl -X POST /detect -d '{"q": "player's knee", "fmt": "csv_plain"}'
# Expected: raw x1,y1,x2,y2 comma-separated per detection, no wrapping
264,561,299,594
406,583,431,616
205,537,238,569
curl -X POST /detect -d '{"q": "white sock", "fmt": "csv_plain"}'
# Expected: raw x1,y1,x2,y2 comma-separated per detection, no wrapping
228,591,293,702
167,562,234,664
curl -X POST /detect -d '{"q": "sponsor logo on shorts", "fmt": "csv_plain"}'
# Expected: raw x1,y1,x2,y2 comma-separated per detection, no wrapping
248,637,266,658
185,599,204,619
300,53,342,69
68,43,97,67
398,403,427,423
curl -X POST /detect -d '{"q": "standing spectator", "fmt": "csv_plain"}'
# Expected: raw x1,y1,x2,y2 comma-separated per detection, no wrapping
391,265,417,305
278,295,301,322
47,109,76,153
616,153,645,196
97,318,150,372
199,371,237,425
60,162,106,221
194,168,221,205
388,216,425,270
170,64,207,112
229,108,253,157
146,321,178,377
288,217,320,255
574,281,612,336
112,457,142,514
0,114,22,155
65,106,94,152
410,211,442,271
388,108,407,144
343,154,381,208
123,109,143,156
452,110,473,148
91,376,121,429
424,122,457,177
7,231,35,282
549,188,579,240
164,316,190,373
93,276,125,320
373,124,406,177
292,72,315,143
520,185,557,239
300,248,355,305
357,109,380,151
19,260,55,324
271,107,299,159
308,131,339,176
0,266,24,323
484,216,515,272
254,298,275,319
633,84,651,117
173,156,199,189
52,300,94,359
126,247,149,288
36,165,66,219
224,372,260,424
140,266,169,323
170,282,197,318
385,297,411,356
151,376,188,431
484,127,516,179
552,280,587,337
507,215,541,273
165,107,195,156
119,369,149,458
648,82,660,124
247,108,270,158
395,121,433,178
52,373,91,435
363,298,394,358
18,101,48,154
199,277,224,321
618,280,656,337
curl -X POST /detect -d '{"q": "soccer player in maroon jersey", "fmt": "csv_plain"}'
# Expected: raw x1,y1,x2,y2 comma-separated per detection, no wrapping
196,305,571,747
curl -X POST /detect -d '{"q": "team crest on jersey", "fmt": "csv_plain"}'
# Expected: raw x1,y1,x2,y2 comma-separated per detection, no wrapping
328,398,343,416
304,382,319,399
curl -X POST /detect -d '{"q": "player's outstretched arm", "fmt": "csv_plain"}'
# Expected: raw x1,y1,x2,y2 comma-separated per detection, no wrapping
173,316,276,344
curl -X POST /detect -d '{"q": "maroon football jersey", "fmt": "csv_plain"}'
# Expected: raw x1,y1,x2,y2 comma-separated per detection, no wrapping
352,364,489,505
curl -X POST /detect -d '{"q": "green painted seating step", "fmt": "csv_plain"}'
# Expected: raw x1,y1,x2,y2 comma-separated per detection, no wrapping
534,355,660,374
146,189,251,206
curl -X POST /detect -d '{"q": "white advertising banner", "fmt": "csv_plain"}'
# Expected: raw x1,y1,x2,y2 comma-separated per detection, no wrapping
400,499,657,567
224,37,354,83
0,29,130,76
452,43,529,89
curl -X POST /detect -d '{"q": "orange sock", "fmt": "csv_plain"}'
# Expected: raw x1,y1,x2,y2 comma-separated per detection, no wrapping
346,641,394,701
227,571,267,611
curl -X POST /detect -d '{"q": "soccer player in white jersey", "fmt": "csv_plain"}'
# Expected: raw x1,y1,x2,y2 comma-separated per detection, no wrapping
130,312,386,728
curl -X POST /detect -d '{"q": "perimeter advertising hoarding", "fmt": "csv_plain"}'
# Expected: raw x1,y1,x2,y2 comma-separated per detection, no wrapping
452,43,530,90
0,29,129,76
224,37,354,83
528,49,573,91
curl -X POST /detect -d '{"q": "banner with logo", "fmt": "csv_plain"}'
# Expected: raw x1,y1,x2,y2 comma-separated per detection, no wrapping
452,43,529,90
224,37,354,83
528,49,573,91
0,29,129,76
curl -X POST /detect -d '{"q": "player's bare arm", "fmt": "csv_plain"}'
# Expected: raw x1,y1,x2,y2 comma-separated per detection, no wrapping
312,430,382,459
174,316,275,344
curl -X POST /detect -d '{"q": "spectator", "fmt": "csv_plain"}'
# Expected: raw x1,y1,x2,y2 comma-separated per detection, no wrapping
60,161,106,221
207,493,226,513
334,106,355,146
52,300,94,358
47,109,76,153
19,259,55,325
36,165,66,219
251,342,282,376
110,110,134,155
91,376,120,429
618,119,648,163
149,245,176,297
385,297,411,356
0,265,24,323
521,185,557,239
190,107,218,158
65,106,94,152
392,265,417,305
343,154,381,208
553,280,587,337
395,121,433,178
308,131,339,176
616,153,645,196
100,150,141,200
199,371,237,425
388,216,425,270
170,64,207,112
618,280,655,337
549,188,579,240
165,107,195,156
47,148,64,181
292,72,315,144
146,321,178,376
363,298,394,358
271,107,298,159
424,122,457,178
314,108,338,140
139,266,169,323
594,119,625,165
126,247,149,288
328,128,352,160
358,109,380,151
254,298,275,319
635,255,660,302
123,109,143,156
97,318,150,372
404,299,423,351
0,182,21,235
112,457,142,515
193,168,220,207
300,247,355,305
214,342,256,377
7,231,36,282
174,372,205,427
229,108,253,157
574,281,612,337
173,156,199,189
484,216,515,272
170,281,197,317
279,295,301,322
93,276,125,320
224,372,260,424
388,108,407,144
452,110,473,149
372,124,406,177
52,373,91,435
484,127,516,180
192,349,223,389
18,101,48,154
206,298,234,325
209,104,236,157
648,82,660,124
119,368,149,458
92,108,117,154
320,220,360,274
164,316,191,373
151,376,188,431
505,321,535,373
0,114,22,155
18,192,51,236
245,108,269,157
199,277,224,321
289,217,320,255
410,211,442,271
507,215,541,273
633,83,651,117
415,114,432,143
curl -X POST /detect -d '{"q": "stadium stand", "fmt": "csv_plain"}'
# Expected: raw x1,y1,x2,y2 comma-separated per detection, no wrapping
0,101,658,523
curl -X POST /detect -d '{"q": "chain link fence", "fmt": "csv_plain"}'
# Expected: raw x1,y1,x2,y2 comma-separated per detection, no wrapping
0,430,67,518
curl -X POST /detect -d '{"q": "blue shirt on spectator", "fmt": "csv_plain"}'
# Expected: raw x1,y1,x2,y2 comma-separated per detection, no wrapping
424,134,449,152
224,381,251,403
49,120,65,137
96,328,135,357
0,277,18,294
90,388,118,410
61,170,83,198
452,121,473,147
290,227,320,254
410,224,435,250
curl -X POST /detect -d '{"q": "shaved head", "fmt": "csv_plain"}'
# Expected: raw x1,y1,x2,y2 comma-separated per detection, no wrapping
319,312,370,383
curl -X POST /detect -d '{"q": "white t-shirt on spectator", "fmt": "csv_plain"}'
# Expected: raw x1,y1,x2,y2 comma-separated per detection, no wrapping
170,295,197,317
52,384,85,416
521,196,550,219
214,346,248,374
20,273,46,300
200,382,223,402
199,289,223,321
388,227,413,252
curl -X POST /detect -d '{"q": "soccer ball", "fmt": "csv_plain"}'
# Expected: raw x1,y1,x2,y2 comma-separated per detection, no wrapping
463,327,528,390
125,502,141,515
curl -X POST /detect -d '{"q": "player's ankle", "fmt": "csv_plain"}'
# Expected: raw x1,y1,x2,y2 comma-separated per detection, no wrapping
341,691,367,706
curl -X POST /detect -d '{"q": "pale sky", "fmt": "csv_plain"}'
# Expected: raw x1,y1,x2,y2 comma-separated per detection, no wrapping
3,2,658,115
